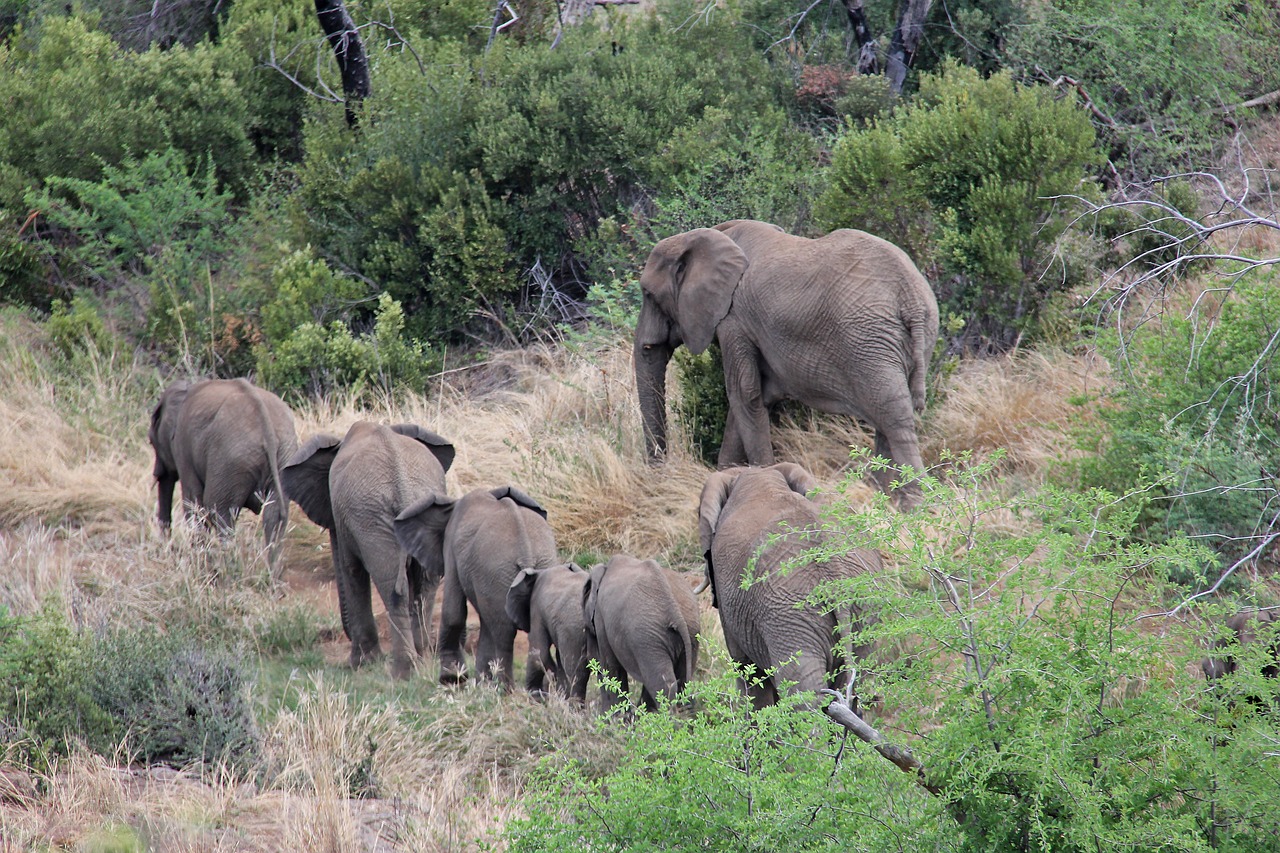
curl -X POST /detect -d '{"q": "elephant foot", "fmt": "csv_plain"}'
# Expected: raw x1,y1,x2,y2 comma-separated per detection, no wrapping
439,662,469,686
349,646,382,670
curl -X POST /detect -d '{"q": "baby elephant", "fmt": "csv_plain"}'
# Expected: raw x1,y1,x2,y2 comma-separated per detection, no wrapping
506,563,591,701
1202,609,1280,682
149,378,297,570
583,554,700,713
395,486,558,690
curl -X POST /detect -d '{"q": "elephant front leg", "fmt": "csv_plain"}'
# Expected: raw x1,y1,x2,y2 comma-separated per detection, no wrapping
156,475,177,535
261,489,288,579
720,343,774,467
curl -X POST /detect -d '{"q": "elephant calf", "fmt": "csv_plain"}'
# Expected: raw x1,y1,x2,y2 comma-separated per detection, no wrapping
506,563,591,701
583,554,700,714
395,485,559,690
283,421,455,680
699,462,882,708
149,378,297,571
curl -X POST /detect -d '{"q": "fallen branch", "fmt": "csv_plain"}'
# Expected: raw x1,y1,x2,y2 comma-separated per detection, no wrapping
1221,88,1280,114
819,689,941,796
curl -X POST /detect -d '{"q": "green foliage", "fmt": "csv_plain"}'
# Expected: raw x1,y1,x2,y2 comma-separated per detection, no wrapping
672,343,729,466
0,14,254,207
255,250,440,401
45,292,120,359
1073,277,1280,577
1004,0,1275,177
0,602,113,765
817,61,1102,350
814,453,1276,850
506,664,949,851
0,602,259,772
87,627,260,772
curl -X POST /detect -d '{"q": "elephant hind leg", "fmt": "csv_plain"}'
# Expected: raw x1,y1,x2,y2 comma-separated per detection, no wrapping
436,560,469,685
476,622,516,692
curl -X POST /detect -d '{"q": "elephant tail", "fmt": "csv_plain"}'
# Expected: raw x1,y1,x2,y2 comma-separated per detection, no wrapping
672,618,695,687
903,295,939,415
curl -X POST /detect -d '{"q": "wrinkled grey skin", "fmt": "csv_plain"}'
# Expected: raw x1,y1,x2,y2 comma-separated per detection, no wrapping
283,421,455,680
505,563,591,701
583,554,700,714
1202,609,1280,682
149,378,298,570
395,486,558,690
635,219,939,507
699,462,883,708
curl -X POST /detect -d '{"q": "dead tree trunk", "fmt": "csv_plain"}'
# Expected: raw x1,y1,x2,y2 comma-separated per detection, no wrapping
885,0,932,94
314,0,370,128
843,0,879,75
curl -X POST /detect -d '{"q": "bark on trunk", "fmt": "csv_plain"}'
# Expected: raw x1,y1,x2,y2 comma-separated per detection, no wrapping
843,0,879,75
885,0,932,95
314,0,370,128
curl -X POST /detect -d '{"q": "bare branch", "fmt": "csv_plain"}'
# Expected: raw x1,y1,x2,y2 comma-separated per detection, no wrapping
819,690,941,795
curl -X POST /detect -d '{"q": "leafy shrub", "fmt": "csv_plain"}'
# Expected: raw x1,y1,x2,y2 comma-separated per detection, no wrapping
45,293,120,359
255,251,439,401
817,61,1102,350
0,603,259,772
672,343,728,466
0,602,113,766
87,627,259,772
1073,276,1280,578
507,665,950,851
1004,0,1275,178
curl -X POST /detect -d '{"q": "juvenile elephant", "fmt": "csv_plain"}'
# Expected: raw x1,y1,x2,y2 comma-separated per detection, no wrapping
282,421,455,680
395,486,558,690
635,219,939,506
698,462,882,708
149,378,297,569
505,563,591,701
583,554,700,713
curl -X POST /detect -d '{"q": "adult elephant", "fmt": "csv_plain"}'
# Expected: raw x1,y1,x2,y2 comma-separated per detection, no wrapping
698,462,882,708
394,486,558,690
583,554,700,714
505,563,591,701
282,421,455,680
635,219,939,507
149,378,297,570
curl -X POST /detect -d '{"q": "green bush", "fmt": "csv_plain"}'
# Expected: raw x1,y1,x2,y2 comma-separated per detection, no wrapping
1072,276,1280,578
45,293,120,359
672,343,728,466
817,61,1102,350
255,251,440,401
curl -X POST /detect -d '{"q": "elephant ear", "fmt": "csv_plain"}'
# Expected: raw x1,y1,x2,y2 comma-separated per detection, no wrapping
390,423,456,474
490,485,548,520
641,229,748,356
711,219,784,235
394,493,456,576
282,433,343,530
697,469,742,556
772,462,818,498
505,567,542,633
582,562,608,634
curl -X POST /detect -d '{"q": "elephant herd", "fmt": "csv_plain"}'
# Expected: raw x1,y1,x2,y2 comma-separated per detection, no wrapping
148,375,883,709
144,220,1275,712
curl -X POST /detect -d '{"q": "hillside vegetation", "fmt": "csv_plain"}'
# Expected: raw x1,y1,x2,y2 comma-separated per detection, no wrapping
2,0,1280,849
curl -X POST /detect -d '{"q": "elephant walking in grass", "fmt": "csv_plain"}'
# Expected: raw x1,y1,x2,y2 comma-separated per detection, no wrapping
635,219,938,507
282,421,455,680
149,378,297,572
583,554,700,714
506,563,591,701
395,486,558,690
698,462,882,708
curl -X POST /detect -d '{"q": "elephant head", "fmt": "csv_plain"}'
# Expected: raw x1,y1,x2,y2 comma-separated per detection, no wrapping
634,228,749,459
696,461,816,604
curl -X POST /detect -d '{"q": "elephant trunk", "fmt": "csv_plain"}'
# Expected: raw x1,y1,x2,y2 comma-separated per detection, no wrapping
635,338,672,461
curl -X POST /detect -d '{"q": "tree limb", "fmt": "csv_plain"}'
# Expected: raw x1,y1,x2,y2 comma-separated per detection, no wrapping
819,690,941,795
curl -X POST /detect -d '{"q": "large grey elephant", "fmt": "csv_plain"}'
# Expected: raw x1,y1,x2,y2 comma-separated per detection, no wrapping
635,219,939,506
698,462,882,708
394,486,558,690
282,421,455,680
583,554,700,713
149,378,297,569
505,563,591,701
